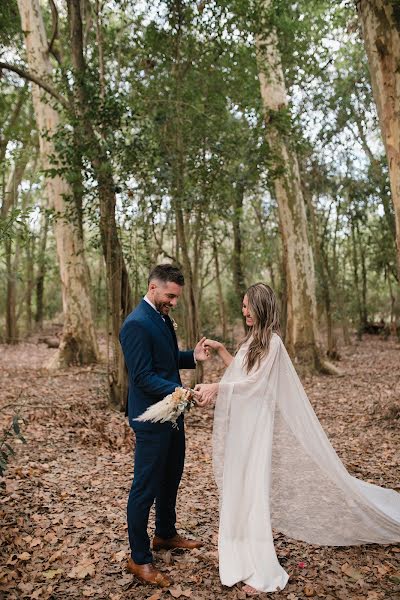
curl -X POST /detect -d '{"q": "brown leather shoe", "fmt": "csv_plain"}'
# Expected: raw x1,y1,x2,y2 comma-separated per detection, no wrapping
127,558,172,587
153,534,203,551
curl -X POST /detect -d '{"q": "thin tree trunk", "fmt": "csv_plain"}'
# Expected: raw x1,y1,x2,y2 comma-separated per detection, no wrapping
255,1,324,371
169,0,200,352
350,216,363,339
67,0,132,407
232,183,247,331
17,0,99,367
35,210,49,330
212,227,227,340
25,233,34,335
252,197,276,289
5,237,18,344
357,0,400,279
305,186,339,361
1,150,29,344
356,220,368,328
278,241,288,343
387,268,399,337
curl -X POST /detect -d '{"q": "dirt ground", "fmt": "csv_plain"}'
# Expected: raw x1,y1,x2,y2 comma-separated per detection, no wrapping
0,334,399,600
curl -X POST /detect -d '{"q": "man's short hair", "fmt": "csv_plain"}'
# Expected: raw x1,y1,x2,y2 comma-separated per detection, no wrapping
148,264,185,286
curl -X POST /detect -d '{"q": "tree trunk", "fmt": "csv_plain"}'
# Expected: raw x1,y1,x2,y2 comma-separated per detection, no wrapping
304,186,339,361
25,232,34,335
350,216,363,339
212,227,228,340
252,197,276,289
356,221,368,329
5,237,18,344
67,0,132,407
1,150,29,344
357,0,400,279
35,210,49,330
232,183,247,331
255,2,323,370
174,201,200,347
387,268,399,337
169,0,200,353
97,165,133,407
17,0,99,367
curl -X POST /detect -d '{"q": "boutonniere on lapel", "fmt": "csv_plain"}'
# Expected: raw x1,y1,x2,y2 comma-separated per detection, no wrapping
170,317,178,331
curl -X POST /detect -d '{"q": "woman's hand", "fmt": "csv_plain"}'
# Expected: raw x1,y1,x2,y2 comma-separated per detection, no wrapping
204,339,234,367
194,383,219,407
204,338,224,352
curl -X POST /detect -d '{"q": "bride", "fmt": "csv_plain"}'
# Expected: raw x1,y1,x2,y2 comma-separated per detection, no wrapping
194,282,400,595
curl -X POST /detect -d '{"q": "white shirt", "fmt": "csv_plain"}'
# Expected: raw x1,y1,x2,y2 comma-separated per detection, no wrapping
144,295,164,320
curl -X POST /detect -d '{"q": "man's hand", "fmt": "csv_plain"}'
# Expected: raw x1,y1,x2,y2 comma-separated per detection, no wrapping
180,387,194,402
194,336,210,362
194,383,219,406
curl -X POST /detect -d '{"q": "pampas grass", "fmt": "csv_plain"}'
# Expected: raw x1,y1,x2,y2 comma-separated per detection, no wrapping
134,387,195,427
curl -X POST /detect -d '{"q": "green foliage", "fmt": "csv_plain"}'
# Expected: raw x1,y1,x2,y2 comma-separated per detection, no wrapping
0,0,20,50
0,0,398,345
0,207,31,247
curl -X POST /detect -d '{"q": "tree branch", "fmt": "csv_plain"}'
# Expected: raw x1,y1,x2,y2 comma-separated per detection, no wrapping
0,62,70,110
48,0,62,64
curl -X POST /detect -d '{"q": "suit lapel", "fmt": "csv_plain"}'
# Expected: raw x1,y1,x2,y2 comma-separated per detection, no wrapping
165,315,179,350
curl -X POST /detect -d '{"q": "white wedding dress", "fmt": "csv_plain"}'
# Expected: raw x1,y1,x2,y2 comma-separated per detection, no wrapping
213,333,400,593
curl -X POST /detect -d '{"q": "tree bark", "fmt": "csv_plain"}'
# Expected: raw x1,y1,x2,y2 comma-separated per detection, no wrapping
35,210,49,330
356,220,368,329
255,1,323,370
232,183,247,331
67,0,132,407
212,227,228,340
17,0,99,367
357,0,400,279
169,0,201,352
350,215,363,339
304,186,339,361
1,150,29,344
25,233,34,336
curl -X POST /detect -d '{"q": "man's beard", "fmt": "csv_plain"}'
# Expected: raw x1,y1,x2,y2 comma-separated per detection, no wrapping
154,299,172,314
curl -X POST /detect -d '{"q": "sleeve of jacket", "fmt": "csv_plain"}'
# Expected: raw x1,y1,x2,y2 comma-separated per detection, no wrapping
120,320,178,398
178,350,196,370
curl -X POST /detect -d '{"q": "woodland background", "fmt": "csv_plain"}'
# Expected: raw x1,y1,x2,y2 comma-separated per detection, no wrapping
0,0,400,598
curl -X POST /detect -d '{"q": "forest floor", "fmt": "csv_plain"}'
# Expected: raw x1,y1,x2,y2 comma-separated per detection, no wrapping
0,332,400,600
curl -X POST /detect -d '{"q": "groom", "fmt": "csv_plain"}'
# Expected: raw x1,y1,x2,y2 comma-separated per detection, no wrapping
119,264,209,587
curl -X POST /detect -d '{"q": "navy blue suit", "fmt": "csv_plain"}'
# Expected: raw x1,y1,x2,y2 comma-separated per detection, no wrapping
119,299,196,563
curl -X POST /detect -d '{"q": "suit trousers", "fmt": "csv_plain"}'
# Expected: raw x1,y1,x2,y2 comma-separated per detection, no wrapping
127,422,185,564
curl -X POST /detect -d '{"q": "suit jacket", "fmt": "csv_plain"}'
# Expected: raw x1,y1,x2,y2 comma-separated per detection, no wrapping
119,299,196,430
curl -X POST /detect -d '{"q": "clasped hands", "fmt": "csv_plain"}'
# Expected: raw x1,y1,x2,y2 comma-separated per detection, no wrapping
192,338,223,407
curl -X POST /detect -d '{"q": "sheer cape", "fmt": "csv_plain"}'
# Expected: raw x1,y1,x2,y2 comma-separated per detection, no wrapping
213,333,400,592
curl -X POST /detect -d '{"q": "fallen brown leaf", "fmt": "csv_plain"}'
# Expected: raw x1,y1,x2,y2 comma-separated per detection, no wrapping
67,560,95,579
42,568,63,579
147,592,162,600
341,562,363,581
18,552,31,561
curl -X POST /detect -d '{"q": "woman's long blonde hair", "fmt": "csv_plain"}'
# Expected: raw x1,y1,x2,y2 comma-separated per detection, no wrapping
239,283,281,374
